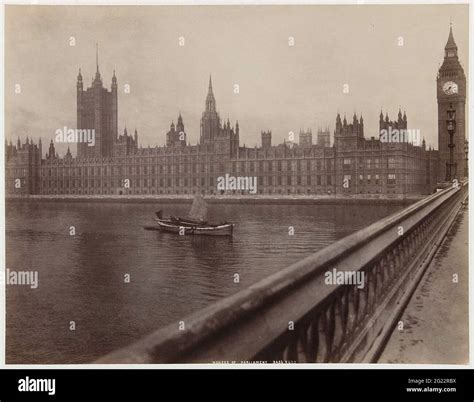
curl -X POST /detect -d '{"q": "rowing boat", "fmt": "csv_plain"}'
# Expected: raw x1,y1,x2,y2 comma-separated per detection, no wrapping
151,195,234,236
154,217,234,236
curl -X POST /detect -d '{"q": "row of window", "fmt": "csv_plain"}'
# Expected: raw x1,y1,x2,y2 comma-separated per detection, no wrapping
39,173,400,189
343,174,396,186
343,157,402,169
39,160,337,177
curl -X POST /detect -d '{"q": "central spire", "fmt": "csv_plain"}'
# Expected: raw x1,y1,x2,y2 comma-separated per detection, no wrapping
208,75,213,94
205,74,216,112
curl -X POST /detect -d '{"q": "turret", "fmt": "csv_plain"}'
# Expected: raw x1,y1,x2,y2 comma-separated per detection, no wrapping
48,140,56,159
336,113,342,131
77,68,83,91
177,113,184,133
261,130,272,149
112,70,117,88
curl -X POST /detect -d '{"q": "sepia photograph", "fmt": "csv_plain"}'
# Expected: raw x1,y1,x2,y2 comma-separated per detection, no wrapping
4,3,469,366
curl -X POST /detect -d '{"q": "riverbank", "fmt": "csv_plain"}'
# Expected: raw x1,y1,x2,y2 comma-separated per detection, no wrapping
6,194,425,206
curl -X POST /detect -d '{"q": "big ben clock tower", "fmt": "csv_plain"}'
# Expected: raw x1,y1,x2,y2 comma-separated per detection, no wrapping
437,25,466,181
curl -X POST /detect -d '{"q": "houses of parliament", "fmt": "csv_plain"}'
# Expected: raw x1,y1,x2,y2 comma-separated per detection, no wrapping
5,28,467,198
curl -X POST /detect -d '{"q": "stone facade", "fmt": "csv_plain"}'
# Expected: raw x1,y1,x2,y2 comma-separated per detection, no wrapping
7,29,466,198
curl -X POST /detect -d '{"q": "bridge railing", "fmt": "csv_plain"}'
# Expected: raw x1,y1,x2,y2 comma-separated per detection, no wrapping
97,181,468,364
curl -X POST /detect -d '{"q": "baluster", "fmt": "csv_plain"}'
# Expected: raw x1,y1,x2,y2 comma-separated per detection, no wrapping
326,304,336,362
282,333,298,362
306,315,320,362
296,320,310,363
316,311,328,363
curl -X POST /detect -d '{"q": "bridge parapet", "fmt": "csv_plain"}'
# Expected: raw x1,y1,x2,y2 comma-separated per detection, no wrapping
97,180,468,364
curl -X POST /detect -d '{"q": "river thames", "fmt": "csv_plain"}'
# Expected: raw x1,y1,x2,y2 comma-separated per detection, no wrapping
6,201,402,363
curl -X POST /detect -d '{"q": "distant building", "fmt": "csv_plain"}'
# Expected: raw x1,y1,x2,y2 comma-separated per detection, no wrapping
7,28,464,198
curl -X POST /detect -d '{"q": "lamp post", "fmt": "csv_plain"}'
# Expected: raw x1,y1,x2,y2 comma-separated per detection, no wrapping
445,107,457,181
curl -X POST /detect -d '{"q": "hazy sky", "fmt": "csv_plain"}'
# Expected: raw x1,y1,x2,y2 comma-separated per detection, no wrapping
5,4,469,157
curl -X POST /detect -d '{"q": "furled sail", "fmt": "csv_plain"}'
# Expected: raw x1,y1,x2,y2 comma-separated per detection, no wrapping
188,194,208,221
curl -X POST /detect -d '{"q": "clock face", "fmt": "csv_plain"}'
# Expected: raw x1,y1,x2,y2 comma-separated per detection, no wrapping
443,81,458,95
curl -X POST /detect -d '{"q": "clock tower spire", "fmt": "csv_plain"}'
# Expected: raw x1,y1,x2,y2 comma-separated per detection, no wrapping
437,24,466,181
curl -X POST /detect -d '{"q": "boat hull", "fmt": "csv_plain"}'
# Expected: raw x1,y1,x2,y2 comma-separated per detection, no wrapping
154,219,234,236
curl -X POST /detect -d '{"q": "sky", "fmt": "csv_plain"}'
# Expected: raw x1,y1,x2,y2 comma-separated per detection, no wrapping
5,4,469,157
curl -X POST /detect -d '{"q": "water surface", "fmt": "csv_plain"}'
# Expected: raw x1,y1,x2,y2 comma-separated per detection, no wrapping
6,201,401,363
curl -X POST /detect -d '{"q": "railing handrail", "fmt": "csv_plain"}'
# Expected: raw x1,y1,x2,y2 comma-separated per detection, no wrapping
97,183,465,363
